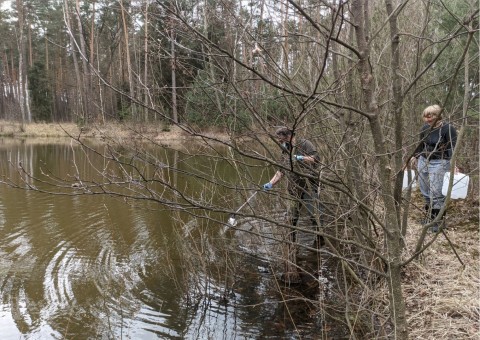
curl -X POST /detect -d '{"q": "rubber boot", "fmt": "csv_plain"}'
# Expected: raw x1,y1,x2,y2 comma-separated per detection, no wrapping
432,208,447,233
421,204,431,226
430,209,441,233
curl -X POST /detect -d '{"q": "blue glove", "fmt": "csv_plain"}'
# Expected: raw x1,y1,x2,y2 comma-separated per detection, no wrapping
293,154,304,161
263,182,273,190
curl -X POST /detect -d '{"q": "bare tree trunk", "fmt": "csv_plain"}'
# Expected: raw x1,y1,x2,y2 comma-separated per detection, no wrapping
201,1,222,120
17,46,26,126
385,0,407,230
45,29,49,71
89,0,95,65
351,0,408,338
171,29,178,124
281,0,289,74
333,21,373,266
143,0,150,122
75,0,92,123
95,33,105,124
119,0,135,120
28,23,33,67
64,0,83,120
16,0,27,126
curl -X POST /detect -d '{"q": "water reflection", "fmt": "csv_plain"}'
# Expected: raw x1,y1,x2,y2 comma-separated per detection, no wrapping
0,139,339,339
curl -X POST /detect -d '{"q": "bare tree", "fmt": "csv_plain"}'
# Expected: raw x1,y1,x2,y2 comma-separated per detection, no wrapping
15,0,31,125
0,0,477,338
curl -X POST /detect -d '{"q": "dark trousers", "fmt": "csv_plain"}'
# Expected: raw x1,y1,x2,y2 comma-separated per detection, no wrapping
288,182,322,243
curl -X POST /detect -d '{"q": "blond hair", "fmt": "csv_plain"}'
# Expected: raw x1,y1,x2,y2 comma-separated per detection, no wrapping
423,105,442,118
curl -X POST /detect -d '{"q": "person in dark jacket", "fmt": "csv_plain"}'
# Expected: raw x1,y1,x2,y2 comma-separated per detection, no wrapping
411,105,457,232
263,126,323,245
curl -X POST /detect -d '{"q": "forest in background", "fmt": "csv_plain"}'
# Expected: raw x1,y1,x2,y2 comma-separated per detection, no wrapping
0,0,478,338
0,0,477,129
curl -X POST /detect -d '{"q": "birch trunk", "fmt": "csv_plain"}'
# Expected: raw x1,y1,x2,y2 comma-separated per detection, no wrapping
143,0,150,122
170,3,178,124
75,0,92,122
171,29,178,124
16,0,27,125
64,0,83,120
120,0,135,120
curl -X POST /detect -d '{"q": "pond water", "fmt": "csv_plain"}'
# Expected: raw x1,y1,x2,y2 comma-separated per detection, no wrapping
0,138,343,339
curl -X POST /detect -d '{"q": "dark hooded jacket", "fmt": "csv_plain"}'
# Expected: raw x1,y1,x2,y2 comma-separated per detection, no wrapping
414,123,457,160
279,138,320,196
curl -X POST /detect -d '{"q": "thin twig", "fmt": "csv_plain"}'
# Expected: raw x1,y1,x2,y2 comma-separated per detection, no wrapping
441,229,465,268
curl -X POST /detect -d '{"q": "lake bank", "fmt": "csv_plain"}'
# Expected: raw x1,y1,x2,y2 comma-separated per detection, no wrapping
0,121,234,144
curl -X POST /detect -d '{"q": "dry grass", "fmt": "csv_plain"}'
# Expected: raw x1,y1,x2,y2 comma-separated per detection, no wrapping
0,120,230,145
403,214,480,339
0,121,81,137
0,120,168,138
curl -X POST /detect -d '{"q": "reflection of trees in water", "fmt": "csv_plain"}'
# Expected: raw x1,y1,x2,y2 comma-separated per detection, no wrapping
170,207,348,338
0,140,382,338
235,222,346,338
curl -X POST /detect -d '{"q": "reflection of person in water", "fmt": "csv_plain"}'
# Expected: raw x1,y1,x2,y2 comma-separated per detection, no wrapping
263,126,323,245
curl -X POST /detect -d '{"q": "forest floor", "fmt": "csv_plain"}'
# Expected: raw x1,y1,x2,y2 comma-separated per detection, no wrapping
402,196,479,339
1,121,478,339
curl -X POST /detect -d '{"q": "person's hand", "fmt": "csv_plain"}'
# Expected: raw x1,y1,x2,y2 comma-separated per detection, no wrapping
263,182,273,190
293,155,304,161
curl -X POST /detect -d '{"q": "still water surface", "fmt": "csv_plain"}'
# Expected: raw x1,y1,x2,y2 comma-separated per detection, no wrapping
0,139,334,339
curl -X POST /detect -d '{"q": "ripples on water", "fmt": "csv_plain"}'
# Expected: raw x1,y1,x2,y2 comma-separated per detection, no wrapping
0,189,188,339
0,142,337,339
